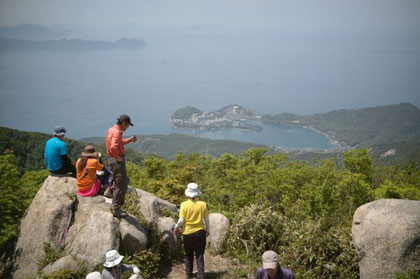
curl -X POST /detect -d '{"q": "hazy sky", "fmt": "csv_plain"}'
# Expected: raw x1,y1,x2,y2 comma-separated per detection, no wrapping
1,0,420,136
1,0,420,34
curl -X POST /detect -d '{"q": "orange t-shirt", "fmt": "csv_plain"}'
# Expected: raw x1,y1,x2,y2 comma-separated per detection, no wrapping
105,125,132,160
76,158,104,191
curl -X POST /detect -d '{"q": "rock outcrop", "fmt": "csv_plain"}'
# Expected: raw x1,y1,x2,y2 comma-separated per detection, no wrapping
135,189,178,223
207,213,230,252
12,176,76,279
10,176,231,279
12,176,148,278
352,199,420,279
42,255,79,276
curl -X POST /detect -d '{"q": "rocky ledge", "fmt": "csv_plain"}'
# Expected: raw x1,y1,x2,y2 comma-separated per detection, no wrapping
8,176,229,279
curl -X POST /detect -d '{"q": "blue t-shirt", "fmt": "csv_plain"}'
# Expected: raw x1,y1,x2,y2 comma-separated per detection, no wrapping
255,267,294,279
44,137,67,171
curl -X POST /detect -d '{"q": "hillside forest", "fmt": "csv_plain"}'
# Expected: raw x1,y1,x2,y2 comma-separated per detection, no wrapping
1,127,420,278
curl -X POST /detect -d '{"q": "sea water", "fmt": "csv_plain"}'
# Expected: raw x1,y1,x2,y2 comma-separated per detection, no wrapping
2,29,415,149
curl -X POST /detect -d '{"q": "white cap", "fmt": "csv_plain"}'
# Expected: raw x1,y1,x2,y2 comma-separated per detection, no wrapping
262,250,278,269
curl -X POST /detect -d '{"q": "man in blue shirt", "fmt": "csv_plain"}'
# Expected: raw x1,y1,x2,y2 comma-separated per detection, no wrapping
44,126,76,177
255,250,294,279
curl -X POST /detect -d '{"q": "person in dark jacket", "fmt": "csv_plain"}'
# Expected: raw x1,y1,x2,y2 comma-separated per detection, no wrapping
101,250,140,279
254,250,294,279
44,126,76,177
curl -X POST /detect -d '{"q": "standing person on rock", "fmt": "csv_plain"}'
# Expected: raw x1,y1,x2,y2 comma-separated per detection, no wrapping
254,250,294,279
174,183,210,279
44,126,76,177
105,114,137,219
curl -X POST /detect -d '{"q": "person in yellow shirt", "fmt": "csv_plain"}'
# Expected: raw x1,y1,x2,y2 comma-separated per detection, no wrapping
174,183,210,279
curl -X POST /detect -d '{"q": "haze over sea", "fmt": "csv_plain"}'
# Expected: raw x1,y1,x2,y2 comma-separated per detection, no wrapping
1,27,419,149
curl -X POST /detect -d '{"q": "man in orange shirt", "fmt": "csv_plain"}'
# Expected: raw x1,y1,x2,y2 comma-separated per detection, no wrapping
105,114,137,218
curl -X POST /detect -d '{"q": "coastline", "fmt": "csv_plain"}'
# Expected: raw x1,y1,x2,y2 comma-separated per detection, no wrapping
302,125,348,151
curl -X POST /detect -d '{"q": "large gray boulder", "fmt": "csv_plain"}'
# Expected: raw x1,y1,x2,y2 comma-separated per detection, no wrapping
207,213,230,252
42,255,79,275
157,217,179,255
11,176,148,279
65,196,121,269
120,215,148,255
12,175,77,279
352,199,420,279
135,189,178,222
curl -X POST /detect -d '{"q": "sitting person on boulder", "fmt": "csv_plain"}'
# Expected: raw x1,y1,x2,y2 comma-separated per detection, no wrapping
254,250,294,279
102,249,140,279
44,126,76,177
76,145,105,197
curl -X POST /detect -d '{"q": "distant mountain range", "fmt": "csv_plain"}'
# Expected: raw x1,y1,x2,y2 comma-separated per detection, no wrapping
0,23,147,51
1,103,420,166
263,103,420,147
0,23,65,40
0,37,146,52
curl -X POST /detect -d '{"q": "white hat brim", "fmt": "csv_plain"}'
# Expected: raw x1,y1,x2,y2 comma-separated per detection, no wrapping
103,255,123,267
185,188,200,198
263,261,277,269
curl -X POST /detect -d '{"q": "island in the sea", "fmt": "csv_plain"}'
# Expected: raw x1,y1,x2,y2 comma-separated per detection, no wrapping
170,105,263,131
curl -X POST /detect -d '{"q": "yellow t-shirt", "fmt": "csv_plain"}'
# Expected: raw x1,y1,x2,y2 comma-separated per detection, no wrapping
179,198,209,235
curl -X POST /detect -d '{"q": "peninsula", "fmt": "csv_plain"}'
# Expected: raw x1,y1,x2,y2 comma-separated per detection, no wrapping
170,105,263,131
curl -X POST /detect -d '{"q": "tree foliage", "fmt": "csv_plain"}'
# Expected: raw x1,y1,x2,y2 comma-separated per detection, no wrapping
1,142,420,278
0,152,49,251
125,147,419,278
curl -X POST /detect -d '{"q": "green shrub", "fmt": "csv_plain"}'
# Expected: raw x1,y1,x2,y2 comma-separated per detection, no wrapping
127,249,161,279
394,270,420,279
41,262,87,279
224,203,359,279
37,243,65,271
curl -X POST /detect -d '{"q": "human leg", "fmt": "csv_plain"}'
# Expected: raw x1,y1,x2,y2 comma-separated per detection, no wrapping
51,161,76,177
77,178,101,197
183,233,194,278
109,158,128,216
193,230,207,279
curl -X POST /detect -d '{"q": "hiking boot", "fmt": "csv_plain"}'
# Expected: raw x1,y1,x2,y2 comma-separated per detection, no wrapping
127,185,134,193
111,208,127,219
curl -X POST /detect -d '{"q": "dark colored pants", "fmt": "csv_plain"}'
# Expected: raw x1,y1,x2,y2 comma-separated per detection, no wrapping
109,157,128,211
51,161,76,178
183,229,206,279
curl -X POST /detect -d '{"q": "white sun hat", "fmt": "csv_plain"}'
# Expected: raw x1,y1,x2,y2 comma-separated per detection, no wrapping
185,182,201,198
103,250,124,268
86,271,102,279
